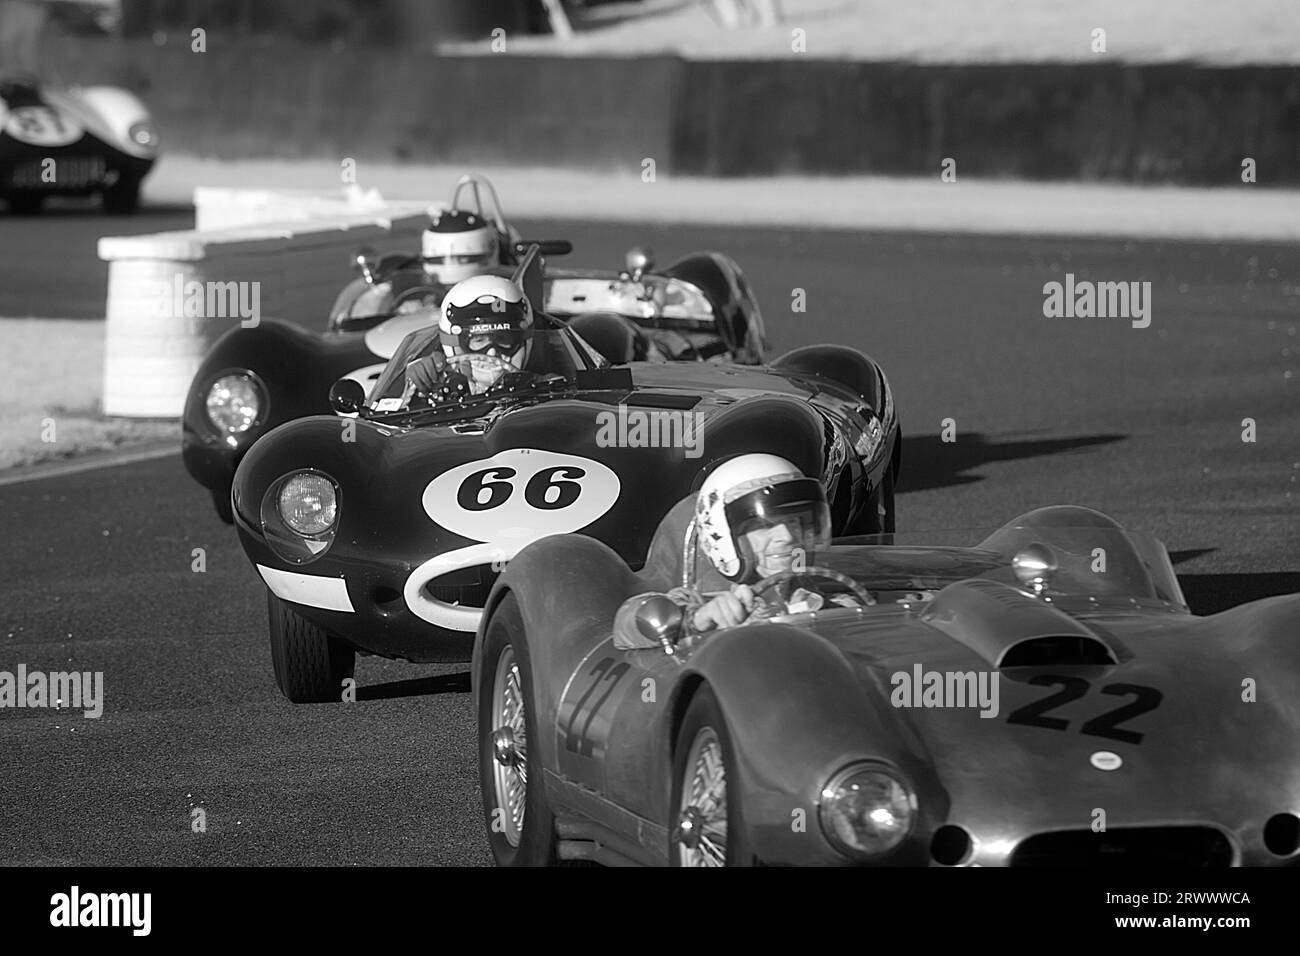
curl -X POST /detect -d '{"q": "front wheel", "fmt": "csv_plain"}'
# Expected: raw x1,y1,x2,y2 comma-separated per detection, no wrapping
212,487,234,524
670,685,759,866
478,594,558,866
267,592,355,703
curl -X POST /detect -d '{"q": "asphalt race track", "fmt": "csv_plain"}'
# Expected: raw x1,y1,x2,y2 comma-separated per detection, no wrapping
2,206,1298,865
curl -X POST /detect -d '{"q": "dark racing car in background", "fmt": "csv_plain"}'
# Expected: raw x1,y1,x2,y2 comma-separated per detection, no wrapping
474,503,1300,867
0,73,157,214
184,174,768,522
231,245,898,703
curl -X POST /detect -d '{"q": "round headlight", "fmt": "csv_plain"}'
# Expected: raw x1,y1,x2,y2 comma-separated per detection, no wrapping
205,374,262,435
278,473,338,536
129,121,159,149
818,764,915,858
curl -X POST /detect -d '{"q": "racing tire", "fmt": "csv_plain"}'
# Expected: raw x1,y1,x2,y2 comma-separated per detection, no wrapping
845,459,895,537
267,592,355,704
6,192,46,215
211,487,234,525
868,461,896,535
102,178,141,215
478,593,559,866
670,685,760,866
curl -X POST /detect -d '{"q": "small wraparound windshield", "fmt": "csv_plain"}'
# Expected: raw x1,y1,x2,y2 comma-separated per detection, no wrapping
365,325,607,411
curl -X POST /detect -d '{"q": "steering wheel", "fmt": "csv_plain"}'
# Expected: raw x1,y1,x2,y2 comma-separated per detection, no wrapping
445,353,524,379
750,565,875,610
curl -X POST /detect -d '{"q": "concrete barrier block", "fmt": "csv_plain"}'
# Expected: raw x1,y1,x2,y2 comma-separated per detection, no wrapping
100,200,432,417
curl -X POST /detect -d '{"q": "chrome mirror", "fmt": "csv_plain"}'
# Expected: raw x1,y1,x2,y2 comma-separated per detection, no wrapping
1013,543,1058,595
624,246,654,281
353,246,378,285
329,377,365,415
614,593,683,654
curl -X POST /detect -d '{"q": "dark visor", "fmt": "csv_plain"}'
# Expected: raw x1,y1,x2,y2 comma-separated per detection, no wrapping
723,477,823,528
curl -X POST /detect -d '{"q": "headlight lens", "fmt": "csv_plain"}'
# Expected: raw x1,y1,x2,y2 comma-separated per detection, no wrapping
129,121,159,149
205,374,262,435
278,473,338,537
819,764,915,858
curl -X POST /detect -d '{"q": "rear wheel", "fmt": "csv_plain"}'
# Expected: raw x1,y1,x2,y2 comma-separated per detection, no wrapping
267,592,355,703
846,460,895,536
7,192,46,215
670,686,759,866
102,177,141,215
478,594,559,866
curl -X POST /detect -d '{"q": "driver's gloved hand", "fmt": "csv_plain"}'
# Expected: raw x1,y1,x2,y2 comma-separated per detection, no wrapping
691,584,756,632
405,355,445,394
436,369,471,401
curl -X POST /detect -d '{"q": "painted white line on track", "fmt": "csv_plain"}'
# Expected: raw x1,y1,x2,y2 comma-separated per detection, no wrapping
0,445,178,488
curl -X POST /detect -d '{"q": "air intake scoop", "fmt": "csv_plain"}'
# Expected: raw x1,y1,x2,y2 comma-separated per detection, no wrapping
919,579,1118,669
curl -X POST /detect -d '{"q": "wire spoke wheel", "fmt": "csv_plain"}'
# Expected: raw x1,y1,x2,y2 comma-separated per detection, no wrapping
677,727,729,867
490,645,528,847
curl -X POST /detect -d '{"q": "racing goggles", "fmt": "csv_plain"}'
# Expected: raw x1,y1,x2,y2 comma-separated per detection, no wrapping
458,326,526,357
423,251,494,266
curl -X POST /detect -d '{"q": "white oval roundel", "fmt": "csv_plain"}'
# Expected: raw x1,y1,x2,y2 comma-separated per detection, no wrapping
424,449,621,545
5,106,83,147
1090,751,1123,772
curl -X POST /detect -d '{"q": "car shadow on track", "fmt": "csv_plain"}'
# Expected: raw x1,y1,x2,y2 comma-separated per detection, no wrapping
1177,572,1300,616
358,672,471,701
897,432,1126,494
1167,550,1299,614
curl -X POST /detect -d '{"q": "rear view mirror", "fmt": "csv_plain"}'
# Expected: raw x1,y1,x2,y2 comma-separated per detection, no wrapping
613,593,683,653
329,378,365,415
624,246,654,280
1012,543,1058,595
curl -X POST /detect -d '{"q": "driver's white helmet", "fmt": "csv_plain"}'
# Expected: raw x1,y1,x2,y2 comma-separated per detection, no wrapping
421,208,499,285
439,275,533,390
695,454,831,584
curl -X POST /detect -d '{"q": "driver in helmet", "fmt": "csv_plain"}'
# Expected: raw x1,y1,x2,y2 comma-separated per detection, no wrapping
386,208,502,314
421,208,500,286
403,274,539,400
679,454,865,631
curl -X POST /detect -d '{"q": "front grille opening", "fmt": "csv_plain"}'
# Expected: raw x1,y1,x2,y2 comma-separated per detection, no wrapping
1001,636,1116,669
1011,827,1233,867
424,571,495,608
1263,814,1300,857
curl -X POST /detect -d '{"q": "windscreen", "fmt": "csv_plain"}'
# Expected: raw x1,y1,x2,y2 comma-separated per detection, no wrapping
364,325,604,412
814,525,1185,607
